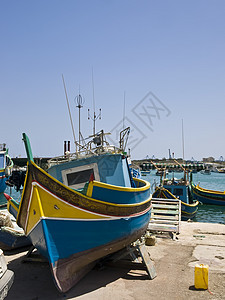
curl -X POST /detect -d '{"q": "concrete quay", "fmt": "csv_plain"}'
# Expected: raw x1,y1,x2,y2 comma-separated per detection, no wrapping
4,221,225,300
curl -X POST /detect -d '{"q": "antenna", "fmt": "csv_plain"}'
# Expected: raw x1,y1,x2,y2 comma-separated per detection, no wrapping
62,74,77,154
182,118,185,160
88,69,101,135
88,108,101,136
123,91,126,129
75,93,84,150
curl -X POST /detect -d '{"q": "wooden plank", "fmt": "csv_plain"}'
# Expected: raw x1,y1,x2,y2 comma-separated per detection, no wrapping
149,219,179,225
152,198,180,204
152,204,179,209
153,209,179,215
148,224,178,232
137,244,157,279
150,215,179,221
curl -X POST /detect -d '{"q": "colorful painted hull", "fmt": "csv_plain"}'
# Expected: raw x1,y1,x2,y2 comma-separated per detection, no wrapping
9,161,151,292
152,187,199,221
191,183,225,205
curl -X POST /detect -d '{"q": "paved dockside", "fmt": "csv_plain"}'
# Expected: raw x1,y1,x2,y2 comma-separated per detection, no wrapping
4,221,225,300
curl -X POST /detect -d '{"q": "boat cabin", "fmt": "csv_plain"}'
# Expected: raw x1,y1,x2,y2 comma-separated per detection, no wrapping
48,153,133,191
163,183,191,204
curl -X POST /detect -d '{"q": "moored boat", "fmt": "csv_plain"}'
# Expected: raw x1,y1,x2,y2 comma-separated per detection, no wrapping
0,207,31,251
191,183,225,205
0,144,13,197
8,131,152,292
141,170,151,176
152,160,199,221
200,169,211,175
152,184,199,221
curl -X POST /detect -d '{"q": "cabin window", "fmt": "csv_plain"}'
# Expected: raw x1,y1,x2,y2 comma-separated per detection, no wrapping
173,188,183,196
61,163,100,189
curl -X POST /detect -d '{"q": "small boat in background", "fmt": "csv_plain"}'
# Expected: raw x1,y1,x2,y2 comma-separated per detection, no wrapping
8,131,152,292
216,167,225,173
0,207,31,250
153,179,199,221
0,144,13,199
141,170,151,176
152,160,199,221
200,168,211,175
191,183,225,205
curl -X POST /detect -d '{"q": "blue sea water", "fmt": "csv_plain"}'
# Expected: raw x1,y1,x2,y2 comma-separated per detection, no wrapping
1,171,225,224
143,170,225,224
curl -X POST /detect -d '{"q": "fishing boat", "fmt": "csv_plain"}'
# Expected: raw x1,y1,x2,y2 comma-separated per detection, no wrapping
0,207,31,250
216,167,225,173
7,131,152,292
191,182,225,205
141,170,151,176
152,160,199,221
200,168,211,175
0,144,13,197
152,183,199,221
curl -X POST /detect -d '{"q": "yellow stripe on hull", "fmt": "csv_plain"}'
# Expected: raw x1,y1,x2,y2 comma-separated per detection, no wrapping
25,182,112,234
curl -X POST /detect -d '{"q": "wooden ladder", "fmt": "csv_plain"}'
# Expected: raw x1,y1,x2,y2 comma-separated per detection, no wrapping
148,197,181,239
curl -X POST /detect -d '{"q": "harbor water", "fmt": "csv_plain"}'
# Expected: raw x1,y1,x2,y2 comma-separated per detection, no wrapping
1,170,225,224
145,170,225,224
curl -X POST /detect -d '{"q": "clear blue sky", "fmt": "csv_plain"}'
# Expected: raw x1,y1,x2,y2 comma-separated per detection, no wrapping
1,0,225,161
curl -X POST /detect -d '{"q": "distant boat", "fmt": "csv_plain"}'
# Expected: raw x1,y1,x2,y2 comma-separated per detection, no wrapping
153,159,199,221
200,169,211,175
191,183,225,205
0,207,31,250
141,170,151,176
153,178,199,221
7,131,152,292
155,169,168,176
0,144,13,196
216,168,225,173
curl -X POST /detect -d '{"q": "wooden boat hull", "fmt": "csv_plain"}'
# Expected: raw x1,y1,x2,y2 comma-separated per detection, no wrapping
10,161,151,292
30,213,149,292
191,183,225,205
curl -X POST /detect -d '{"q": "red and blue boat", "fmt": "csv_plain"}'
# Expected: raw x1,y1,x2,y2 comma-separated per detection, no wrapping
8,131,152,292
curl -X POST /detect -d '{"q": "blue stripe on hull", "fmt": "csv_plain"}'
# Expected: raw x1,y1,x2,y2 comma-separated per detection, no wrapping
28,211,151,266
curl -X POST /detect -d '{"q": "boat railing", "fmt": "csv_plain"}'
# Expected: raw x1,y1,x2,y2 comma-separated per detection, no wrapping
48,144,122,167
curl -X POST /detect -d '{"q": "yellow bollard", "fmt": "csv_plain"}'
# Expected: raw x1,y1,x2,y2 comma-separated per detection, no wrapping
194,264,209,290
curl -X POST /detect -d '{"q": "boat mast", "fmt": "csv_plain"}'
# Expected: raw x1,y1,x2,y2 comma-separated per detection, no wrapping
88,69,101,136
62,74,78,154
182,118,185,160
